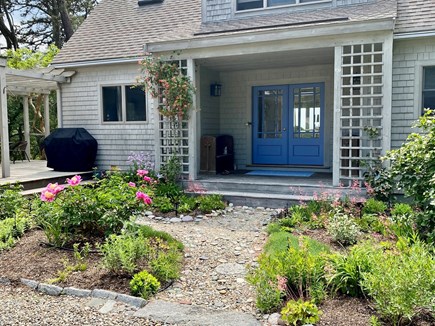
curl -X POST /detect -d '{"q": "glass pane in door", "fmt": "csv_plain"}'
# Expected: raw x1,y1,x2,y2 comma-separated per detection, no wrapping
293,87,321,138
257,90,283,139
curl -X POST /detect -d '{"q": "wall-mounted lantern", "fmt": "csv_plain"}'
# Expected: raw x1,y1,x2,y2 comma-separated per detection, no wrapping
210,83,222,97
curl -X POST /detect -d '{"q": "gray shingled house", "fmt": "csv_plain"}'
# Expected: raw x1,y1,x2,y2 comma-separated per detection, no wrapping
52,0,435,190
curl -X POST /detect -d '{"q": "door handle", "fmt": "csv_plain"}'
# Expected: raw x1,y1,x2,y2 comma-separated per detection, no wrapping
283,127,287,131
246,122,252,126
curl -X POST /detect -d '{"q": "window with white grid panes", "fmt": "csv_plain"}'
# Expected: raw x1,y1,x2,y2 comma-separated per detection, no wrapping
158,59,190,175
339,43,383,185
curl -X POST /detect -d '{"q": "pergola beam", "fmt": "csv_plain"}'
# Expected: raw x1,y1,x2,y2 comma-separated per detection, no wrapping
5,67,69,83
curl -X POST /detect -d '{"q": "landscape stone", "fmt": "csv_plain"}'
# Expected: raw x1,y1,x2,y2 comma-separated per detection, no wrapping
0,277,11,285
215,263,246,275
169,217,182,223
20,278,39,289
86,297,107,308
92,289,118,299
64,287,92,297
116,293,147,308
37,283,63,296
268,312,281,325
181,215,194,222
98,299,116,314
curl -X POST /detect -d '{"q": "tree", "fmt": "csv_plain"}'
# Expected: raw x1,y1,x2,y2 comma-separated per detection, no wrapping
1,0,98,49
0,0,19,49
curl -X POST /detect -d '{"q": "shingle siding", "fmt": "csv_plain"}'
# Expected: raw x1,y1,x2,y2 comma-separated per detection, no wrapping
200,67,221,135
205,0,232,22
60,64,156,171
391,37,435,148
395,0,435,34
336,0,372,6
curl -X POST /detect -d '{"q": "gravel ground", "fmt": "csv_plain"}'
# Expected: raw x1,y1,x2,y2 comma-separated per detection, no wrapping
0,284,162,326
136,205,272,317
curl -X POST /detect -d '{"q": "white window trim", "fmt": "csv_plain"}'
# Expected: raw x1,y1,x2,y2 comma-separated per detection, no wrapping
99,83,148,124
414,61,435,119
234,0,332,14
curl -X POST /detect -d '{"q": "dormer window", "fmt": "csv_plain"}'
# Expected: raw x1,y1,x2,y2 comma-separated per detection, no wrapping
236,0,328,11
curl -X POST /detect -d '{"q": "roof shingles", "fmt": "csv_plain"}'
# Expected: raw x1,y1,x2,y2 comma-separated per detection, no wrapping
395,0,435,34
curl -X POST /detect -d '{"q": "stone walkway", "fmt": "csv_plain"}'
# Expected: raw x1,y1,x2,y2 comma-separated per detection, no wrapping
0,205,278,325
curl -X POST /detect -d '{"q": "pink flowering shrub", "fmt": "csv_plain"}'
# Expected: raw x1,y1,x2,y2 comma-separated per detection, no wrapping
33,172,154,247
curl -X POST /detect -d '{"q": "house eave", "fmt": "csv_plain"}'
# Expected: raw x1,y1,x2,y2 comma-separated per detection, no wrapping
145,18,395,54
394,30,435,40
52,56,143,69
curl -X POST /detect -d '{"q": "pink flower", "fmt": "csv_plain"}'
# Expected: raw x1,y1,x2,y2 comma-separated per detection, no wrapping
143,176,152,183
136,191,153,205
46,183,65,195
137,169,149,177
128,182,136,187
66,175,82,186
40,190,55,202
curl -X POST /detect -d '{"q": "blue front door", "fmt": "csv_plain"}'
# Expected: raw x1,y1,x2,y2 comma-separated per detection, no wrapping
253,83,324,166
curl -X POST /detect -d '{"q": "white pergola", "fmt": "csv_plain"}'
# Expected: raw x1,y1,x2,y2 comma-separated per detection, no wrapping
0,57,74,178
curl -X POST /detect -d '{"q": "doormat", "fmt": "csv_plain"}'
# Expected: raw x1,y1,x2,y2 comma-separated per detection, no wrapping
245,170,314,177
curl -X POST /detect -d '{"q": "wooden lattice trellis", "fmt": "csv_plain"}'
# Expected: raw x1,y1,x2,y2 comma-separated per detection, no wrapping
339,43,384,185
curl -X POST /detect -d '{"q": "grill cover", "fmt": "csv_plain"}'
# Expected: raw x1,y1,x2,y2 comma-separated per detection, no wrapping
43,128,98,172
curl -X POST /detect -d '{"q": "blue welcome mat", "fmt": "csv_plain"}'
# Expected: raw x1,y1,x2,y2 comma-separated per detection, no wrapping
246,170,314,177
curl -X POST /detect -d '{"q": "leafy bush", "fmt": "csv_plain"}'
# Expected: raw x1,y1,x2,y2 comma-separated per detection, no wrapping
0,217,31,250
247,234,330,313
327,212,361,245
360,237,435,325
197,194,226,213
385,110,435,242
0,184,27,221
130,270,160,299
154,181,183,201
150,247,183,282
159,155,181,183
33,173,152,246
389,203,416,239
362,198,387,215
177,195,197,214
327,241,381,297
99,233,150,275
280,299,322,326
152,196,175,213
363,158,395,203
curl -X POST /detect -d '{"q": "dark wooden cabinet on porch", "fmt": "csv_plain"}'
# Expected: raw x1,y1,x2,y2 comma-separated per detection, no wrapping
200,135,234,174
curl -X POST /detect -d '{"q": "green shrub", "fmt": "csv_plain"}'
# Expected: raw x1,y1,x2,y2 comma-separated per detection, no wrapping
360,237,435,325
0,184,27,221
327,212,361,245
154,181,183,201
99,234,150,275
327,241,381,297
177,195,197,214
356,214,388,234
266,222,282,234
0,217,31,250
130,270,160,299
362,198,387,215
280,299,322,326
197,194,226,213
137,225,184,251
159,154,181,183
385,110,435,242
247,235,330,313
389,203,416,239
152,196,175,213
149,247,183,282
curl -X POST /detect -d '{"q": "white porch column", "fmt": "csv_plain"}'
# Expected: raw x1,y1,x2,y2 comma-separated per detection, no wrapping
23,96,31,159
187,58,199,180
382,34,394,156
44,94,50,136
56,88,62,128
0,58,10,178
332,46,342,186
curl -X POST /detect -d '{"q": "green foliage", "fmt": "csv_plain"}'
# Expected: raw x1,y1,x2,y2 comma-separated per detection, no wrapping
389,203,416,239
287,200,330,229
362,198,387,215
327,242,381,297
360,237,435,325
0,184,28,221
363,158,395,203
48,243,90,284
197,194,226,213
0,217,31,250
356,214,388,234
386,110,435,242
160,155,182,183
6,45,59,69
177,195,197,214
130,270,161,299
247,235,330,313
152,196,175,213
327,212,361,245
99,225,183,279
33,172,149,246
98,234,150,275
280,299,322,326
154,181,183,200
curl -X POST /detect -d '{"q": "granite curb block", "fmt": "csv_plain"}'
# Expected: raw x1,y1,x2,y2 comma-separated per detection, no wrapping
0,277,148,309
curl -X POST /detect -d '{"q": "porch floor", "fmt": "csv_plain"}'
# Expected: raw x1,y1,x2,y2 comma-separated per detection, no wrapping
0,160,93,192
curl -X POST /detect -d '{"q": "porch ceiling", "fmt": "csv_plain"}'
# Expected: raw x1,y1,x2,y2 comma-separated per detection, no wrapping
197,47,334,72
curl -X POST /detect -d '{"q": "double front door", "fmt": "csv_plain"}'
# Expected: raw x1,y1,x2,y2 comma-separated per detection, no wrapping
252,83,324,165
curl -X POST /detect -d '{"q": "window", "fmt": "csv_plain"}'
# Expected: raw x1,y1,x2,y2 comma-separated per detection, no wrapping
236,0,327,11
102,85,146,122
423,67,435,112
